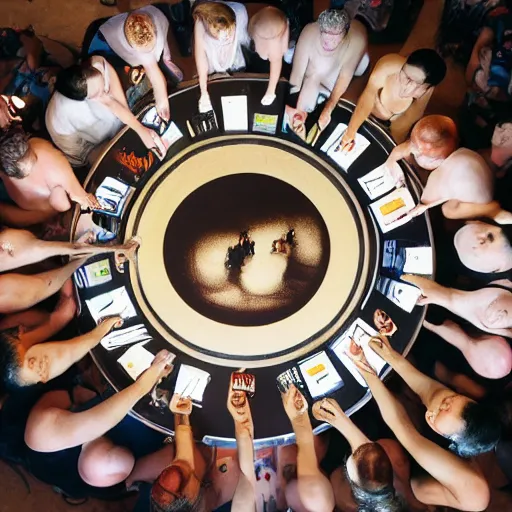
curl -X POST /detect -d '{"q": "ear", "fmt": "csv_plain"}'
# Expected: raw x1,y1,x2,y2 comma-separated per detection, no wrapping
424,410,442,435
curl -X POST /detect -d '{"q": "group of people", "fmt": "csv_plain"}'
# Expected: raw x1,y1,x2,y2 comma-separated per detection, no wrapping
0,0,510,511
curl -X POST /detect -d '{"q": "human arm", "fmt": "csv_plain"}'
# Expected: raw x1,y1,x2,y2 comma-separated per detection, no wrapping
262,23,290,105
25,349,175,452
144,60,170,122
466,27,494,85
282,385,335,512
390,88,433,144
0,95,21,130
289,26,311,95
194,20,211,104
0,201,56,227
20,32,44,72
441,200,512,222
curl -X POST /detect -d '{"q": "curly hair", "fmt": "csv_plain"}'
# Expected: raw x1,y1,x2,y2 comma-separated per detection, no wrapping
0,128,31,179
318,9,351,35
124,12,156,49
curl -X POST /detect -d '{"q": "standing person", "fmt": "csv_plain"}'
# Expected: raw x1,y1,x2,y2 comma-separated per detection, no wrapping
89,6,183,122
288,8,368,131
340,49,446,147
46,56,166,167
193,1,250,112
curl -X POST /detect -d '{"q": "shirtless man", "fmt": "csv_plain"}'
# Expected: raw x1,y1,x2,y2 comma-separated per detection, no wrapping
340,49,447,147
404,274,512,338
0,129,99,217
288,9,369,130
249,6,290,106
383,115,510,221
454,220,512,273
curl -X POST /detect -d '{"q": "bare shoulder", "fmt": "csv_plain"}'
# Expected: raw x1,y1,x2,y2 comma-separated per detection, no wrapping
297,22,318,42
348,19,368,46
374,53,405,75
449,148,490,170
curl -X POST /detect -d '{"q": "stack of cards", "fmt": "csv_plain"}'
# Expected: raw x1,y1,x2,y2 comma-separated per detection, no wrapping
94,177,134,217
188,110,218,137
276,367,306,394
376,276,421,313
331,318,386,387
117,342,156,380
253,113,278,134
358,164,396,200
382,241,433,278
85,287,137,323
321,123,371,171
174,364,211,407
74,259,112,289
221,95,248,131
298,351,344,399
101,324,152,351
369,188,415,233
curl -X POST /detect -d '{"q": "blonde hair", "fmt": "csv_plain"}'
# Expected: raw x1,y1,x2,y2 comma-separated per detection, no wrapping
249,7,287,40
124,12,156,49
192,2,236,38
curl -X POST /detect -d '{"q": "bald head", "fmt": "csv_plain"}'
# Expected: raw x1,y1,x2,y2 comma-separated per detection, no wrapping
249,6,288,40
410,115,458,169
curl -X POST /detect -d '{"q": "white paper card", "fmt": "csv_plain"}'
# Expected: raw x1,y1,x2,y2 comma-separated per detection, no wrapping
85,287,137,323
101,324,152,350
117,342,154,380
376,276,421,313
403,247,433,275
74,258,112,288
369,188,415,233
320,123,370,171
358,164,396,200
331,318,385,387
221,95,248,131
175,364,211,404
298,351,343,399
162,121,183,150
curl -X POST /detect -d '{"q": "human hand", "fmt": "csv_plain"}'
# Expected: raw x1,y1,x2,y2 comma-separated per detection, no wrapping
139,126,166,159
406,203,428,219
199,93,212,113
0,95,20,129
76,193,101,211
383,161,405,188
312,397,346,426
261,92,276,106
115,236,141,266
139,350,176,394
281,383,308,421
493,208,512,224
401,274,441,306
368,334,398,364
97,315,124,335
318,109,331,131
170,393,193,416
227,370,254,436
156,98,170,123
336,130,355,153
346,339,377,376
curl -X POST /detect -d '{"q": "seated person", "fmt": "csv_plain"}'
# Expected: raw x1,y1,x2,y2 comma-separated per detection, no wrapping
46,56,165,167
279,384,335,512
24,349,175,497
312,397,424,511
346,341,492,511
453,219,512,273
341,49,447,147
248,6,290,106
0,302,122,391
288,8,368,130
88,6,183,122
0,128,99,215
193,1,250,112
424,318,512,380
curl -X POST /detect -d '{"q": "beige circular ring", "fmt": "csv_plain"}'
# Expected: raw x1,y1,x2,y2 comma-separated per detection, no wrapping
125,135,371,368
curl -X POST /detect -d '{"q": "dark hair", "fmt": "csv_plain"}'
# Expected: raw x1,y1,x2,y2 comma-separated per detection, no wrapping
0,327,23,394
150,490,205,512
0,128,30,179
345,443,405,512
55,63,100,101
449,401,501,458
406,49,447,86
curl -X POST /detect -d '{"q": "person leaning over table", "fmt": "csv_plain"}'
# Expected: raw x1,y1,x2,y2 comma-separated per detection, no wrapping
344,337,492,511
339,49,447,149
23,349,176,499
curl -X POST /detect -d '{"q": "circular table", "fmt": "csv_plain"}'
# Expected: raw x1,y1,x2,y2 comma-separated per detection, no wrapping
73,76,434,448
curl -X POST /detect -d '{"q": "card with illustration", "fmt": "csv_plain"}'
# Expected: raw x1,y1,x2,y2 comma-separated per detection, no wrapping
93,177,134,217
373,309,398,337
188,110,218,137
331,318,385,388
141,106,166,135
376,276,421,313
358,164,396,200
117,342,155,380
174,364,211,407
298,351,344,399
320,123,370,171
369,188,415,233
276,366,306,394
74,258,112,289
282,105,307,140
85,286,137,323
221,95,248,131
403,247,433,275
253,113,278,134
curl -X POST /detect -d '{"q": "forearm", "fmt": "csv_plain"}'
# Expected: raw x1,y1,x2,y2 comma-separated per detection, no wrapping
235,426,256,482
292,416,320,477
104,98,142,133
332,416,369,451
147,66,168,106
195,42,209,97
174,414,194,461
324,75,351,115
0,202,56,228
266,58,282,97
443,200,504,220
346,90,375,137
386,141,411,165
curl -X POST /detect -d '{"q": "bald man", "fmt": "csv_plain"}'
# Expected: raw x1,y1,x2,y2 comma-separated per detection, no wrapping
249,7,290,106
385,115,511,221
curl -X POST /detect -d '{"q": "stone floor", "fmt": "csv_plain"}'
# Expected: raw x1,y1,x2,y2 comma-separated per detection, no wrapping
0,0,478,511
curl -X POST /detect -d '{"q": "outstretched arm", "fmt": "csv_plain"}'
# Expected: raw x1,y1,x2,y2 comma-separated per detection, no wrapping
145,60,170,122
0,202,56,228
194,21,210,100
289,27,311,94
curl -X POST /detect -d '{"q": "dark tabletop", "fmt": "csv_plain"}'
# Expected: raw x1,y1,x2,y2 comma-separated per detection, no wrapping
74,77,433,447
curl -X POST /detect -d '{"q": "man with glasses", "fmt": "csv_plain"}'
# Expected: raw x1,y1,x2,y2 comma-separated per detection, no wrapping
287,8,369,131
340,49,447,148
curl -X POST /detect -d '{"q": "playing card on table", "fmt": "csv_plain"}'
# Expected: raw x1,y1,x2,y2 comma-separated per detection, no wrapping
321,123,370,171
376,276,422,313
117,342,155,380
298,351,344,399
85,287,137,324
403,247,433,275
253,113,278,134
221,95,248,131
74,258,112,289
276,366,306,394
101,324,152,350
369,188,415,233
358,164,396,200
174,364,211,406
